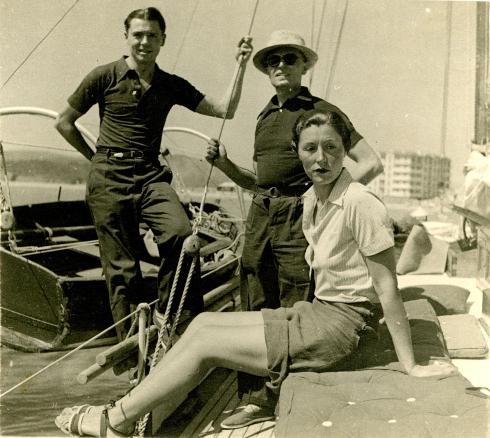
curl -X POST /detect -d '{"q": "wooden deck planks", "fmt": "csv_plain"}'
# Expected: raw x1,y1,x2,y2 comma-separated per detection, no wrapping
179,371,239,437
180,371,276,438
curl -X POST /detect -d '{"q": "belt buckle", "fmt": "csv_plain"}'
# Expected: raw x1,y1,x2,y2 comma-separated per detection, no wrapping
132,150,146,159
267,187,280,198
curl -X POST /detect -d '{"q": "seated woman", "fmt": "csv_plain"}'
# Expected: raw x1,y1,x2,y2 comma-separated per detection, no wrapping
55,109,455,437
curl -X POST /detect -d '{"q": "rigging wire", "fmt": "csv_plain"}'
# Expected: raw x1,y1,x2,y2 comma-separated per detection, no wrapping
170,0,201,73
313,0,329,53
310,0,316,50
323,0,349,99
0,0,81,91
308,0,328,89
0,307,59,328
138,5,261,430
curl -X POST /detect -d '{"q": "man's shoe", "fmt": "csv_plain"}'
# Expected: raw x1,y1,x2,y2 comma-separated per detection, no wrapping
220,404,275,430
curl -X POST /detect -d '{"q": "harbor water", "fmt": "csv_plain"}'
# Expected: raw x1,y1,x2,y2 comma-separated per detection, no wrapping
0,345,132,437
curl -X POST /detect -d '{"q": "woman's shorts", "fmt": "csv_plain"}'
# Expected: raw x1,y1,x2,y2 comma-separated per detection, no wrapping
261,299,376,393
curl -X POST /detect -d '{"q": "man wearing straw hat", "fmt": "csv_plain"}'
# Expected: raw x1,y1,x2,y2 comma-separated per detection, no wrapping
206,29,383,428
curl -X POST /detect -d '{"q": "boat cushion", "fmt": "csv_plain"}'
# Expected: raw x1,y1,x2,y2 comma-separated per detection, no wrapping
371,298,449,367
399,284,470,315
276,370,488,438
438,314,489,358
274,299,488,438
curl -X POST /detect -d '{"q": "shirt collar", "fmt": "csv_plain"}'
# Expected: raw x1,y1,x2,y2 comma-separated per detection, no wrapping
115,56,162,82
328,169,352,206
114,57,132,82
302,168,353,207
258,86,314,120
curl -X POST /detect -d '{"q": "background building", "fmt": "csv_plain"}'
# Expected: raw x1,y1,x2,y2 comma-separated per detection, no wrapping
368,151,451,199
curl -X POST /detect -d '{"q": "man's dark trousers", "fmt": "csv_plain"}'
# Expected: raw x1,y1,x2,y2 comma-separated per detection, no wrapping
86,150,203,340
238,193,310,408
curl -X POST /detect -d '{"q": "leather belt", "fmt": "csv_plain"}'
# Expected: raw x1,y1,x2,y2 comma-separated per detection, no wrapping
97,147,158,160
257,184,310,198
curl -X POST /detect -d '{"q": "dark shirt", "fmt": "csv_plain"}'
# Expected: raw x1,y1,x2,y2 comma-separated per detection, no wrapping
254,87,363,188
68,57,205,152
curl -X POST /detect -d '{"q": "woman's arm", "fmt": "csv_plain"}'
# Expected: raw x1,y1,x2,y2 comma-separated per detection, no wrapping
365,248,456,378
365,248,416,373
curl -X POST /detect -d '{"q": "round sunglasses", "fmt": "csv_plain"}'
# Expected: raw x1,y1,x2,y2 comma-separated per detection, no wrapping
265,53,301,68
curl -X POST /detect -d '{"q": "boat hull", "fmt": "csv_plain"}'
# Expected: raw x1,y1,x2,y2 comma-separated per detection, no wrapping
0,246,117,351
0,199,241,352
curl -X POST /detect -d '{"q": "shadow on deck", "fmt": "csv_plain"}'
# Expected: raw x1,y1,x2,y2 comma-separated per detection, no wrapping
158,369,275,438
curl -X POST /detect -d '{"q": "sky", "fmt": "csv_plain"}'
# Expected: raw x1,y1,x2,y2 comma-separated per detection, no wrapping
0,0,482,189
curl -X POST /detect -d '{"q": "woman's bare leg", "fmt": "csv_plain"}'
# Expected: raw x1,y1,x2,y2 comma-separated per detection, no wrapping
79,311,269,435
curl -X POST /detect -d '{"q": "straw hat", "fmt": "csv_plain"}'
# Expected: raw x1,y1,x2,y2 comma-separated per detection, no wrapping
253,30,318,74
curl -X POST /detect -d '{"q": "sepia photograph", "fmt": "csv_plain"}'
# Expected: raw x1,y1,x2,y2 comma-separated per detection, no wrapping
0,1,489,436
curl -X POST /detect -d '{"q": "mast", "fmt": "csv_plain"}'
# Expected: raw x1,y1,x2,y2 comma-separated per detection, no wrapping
440,2,453,157
474,1,489,153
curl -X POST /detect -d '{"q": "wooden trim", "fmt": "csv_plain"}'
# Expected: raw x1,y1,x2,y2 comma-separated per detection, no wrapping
179,371,238,438
451,204,490,227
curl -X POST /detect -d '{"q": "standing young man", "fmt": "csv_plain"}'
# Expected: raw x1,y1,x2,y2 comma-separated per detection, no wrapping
206,30,383,428
56,7,252,340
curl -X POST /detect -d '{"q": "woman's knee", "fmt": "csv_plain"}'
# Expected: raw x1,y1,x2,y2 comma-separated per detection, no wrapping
178,324,219,367
182,312,220,338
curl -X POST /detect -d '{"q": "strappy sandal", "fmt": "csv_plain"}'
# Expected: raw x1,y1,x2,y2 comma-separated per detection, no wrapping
55,404,92,435
55,402,133,437
99,408,133,437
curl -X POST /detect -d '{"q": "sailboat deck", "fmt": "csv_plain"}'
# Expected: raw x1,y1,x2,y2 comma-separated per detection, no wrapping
158,369,276,438
181,373,276,438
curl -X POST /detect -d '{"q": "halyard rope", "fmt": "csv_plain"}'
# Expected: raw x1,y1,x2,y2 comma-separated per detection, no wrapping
196,0,260,228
